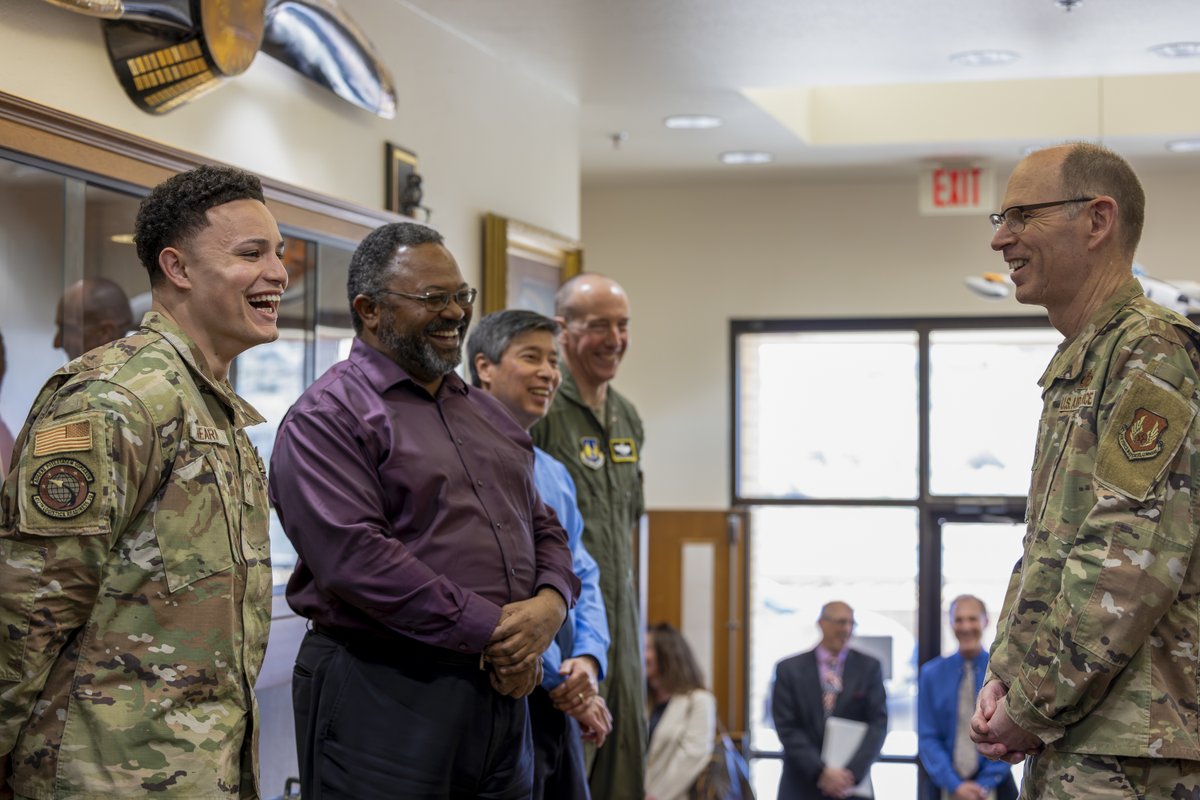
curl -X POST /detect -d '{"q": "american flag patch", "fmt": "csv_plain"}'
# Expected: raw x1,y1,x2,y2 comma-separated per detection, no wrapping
33,420,92,456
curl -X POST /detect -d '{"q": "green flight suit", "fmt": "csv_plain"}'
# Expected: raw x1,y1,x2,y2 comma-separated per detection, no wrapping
0,313,272,798
987,280,1200,794
532,367,646,800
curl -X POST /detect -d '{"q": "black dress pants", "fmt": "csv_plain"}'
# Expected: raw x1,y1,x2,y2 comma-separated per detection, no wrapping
528,685,590,800
292,629,533,800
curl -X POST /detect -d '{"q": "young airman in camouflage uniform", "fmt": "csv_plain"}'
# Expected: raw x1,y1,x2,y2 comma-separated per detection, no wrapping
0,165,286,798
972,143,1200,797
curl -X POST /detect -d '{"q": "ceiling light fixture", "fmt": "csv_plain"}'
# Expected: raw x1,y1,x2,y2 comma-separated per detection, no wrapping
664,114,723,130
720,151,773,165
1055,0,1083,11
1166,139,1200,153
949,50,1019,67
1150,42,1200,58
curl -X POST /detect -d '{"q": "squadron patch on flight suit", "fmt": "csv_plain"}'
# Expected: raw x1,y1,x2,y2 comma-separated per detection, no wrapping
31,458,95,519
579,437,605,470
609,438,638,463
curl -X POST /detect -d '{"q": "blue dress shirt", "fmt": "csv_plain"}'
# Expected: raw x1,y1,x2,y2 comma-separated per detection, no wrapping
918,649,1012,793
534,447,609,688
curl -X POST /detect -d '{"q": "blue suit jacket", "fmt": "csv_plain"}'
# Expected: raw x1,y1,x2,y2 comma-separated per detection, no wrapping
917,650,1015,794
772,648,888,800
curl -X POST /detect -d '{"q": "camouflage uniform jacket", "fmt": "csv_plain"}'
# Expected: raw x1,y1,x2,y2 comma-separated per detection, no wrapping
0,312,272,798
986,278,1200,758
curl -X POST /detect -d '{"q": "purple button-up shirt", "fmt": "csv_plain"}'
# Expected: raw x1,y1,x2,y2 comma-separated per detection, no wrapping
269,338,579,654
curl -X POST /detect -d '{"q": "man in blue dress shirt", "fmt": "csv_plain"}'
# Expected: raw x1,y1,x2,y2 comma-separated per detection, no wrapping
470,308,613,800
919,595,1017,800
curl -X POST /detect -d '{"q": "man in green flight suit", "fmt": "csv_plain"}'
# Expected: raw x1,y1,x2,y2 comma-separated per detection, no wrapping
532,273,646,799
970,143,1200,797
0,165,285,798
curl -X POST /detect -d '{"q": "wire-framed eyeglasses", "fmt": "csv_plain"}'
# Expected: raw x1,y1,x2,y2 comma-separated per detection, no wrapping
378,287,477,312
988,197,1094,233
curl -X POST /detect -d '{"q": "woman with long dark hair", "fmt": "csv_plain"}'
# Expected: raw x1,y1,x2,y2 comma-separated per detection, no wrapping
645,622,717,800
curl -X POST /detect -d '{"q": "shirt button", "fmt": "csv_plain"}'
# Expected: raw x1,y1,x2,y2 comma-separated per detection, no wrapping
458,643,468,650
495,522,503,529
477,479,484,486
456,437,464,445
510,568,516,576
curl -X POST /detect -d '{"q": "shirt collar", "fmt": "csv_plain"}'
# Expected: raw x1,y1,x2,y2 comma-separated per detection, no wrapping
139,311,265,427
1039,277,1144,389
349,337,469,397
816,644,849,669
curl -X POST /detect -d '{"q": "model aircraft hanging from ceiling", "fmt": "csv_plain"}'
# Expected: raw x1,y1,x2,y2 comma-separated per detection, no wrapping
40,0,396,118
966,266,1200,316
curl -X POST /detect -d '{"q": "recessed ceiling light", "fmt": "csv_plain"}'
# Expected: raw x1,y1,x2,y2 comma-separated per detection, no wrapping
949,50,1019,67
1150,42,1200,58
1166,139,1200,153
664,114,723,130
720,151,773,165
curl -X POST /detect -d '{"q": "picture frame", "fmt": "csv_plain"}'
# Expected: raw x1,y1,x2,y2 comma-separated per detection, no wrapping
482,213,583,317
384,142,419,215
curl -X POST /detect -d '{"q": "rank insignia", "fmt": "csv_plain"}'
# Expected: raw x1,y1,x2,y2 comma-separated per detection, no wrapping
31,458,96,519
1119,407,1168,461
579,437,605,470
610,438,638,463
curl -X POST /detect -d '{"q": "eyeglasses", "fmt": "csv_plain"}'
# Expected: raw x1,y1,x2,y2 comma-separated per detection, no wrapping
378,287,477,312
988,197,1094,233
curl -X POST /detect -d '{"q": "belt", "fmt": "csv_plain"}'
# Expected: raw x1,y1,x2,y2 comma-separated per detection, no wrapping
311,624,484,669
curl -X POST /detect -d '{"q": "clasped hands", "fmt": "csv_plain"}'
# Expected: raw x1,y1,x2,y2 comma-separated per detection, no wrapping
969,679,1043,765
483,588,566,698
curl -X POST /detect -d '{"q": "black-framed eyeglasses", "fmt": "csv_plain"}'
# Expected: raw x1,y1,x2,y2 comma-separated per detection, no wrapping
378,287,477,312
988,197,1094,233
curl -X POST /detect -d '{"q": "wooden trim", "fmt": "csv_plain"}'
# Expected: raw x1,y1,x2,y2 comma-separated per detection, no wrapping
0,90,401,244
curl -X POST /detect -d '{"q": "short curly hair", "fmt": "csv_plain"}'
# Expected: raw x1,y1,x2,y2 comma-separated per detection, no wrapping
347,222,445,333
134,165,265,283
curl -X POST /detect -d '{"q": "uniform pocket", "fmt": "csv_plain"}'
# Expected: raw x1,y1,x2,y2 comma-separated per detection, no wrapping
0,537,48,681
155,447,234,593
1035,412,1097,546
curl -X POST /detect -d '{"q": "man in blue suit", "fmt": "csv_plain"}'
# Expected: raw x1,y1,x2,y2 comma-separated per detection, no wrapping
919,596,1017,800
772,601,888,799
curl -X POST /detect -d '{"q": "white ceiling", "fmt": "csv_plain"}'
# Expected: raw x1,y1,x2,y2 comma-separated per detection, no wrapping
396,0,1200,184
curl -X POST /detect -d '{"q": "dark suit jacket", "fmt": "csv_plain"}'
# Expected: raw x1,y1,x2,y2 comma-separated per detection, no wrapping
772,648,888,800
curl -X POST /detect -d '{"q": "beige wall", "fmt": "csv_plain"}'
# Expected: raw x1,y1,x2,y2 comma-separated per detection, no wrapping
0,0,581,263
582,164,1200,510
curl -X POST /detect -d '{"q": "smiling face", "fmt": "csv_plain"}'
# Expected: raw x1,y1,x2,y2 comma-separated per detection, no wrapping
990,148,1093,318
475,329,560,431
951,596,987,659
558,277,630,393
818,602,855,655
373,242,472,387
169,198,287,373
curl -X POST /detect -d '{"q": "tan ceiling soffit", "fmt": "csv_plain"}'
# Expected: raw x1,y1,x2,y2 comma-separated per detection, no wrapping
744,73,1200,146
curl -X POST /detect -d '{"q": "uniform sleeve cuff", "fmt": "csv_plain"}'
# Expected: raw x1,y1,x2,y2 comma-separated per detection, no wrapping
455,592,504,653
1005,680,1065,744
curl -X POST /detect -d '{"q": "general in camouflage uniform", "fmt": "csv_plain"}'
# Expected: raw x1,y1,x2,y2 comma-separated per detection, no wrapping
0,165,286,799
532,273,647,800
975,144,1200,797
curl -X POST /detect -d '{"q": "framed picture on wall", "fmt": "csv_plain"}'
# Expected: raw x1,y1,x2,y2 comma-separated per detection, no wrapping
482,213,583,317
384,143,419,216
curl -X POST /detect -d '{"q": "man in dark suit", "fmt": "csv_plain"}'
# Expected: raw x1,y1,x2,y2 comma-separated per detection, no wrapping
772,601,888,799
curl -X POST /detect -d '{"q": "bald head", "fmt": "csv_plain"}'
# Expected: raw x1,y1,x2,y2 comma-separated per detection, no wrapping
554,273,631,402
817,601,855,654
55,278,135,359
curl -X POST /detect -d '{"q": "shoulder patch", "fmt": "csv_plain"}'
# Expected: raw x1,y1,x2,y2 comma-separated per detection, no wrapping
1095,373,1195,501
31,458,96,519
33,420,92,456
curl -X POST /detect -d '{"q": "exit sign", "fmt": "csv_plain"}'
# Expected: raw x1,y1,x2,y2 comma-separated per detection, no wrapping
919,165,994,216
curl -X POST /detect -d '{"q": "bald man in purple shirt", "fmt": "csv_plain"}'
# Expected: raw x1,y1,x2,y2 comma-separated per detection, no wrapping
270,222,579,799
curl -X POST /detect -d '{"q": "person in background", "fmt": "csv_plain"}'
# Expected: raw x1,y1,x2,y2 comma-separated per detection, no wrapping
469,308,613,799
271,222,579,798
0,164,284,797
54,277,134,360
645,622,716,800
971,143,1200,796
772,601,888,800
919,595,1016,800
531,272,647,800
